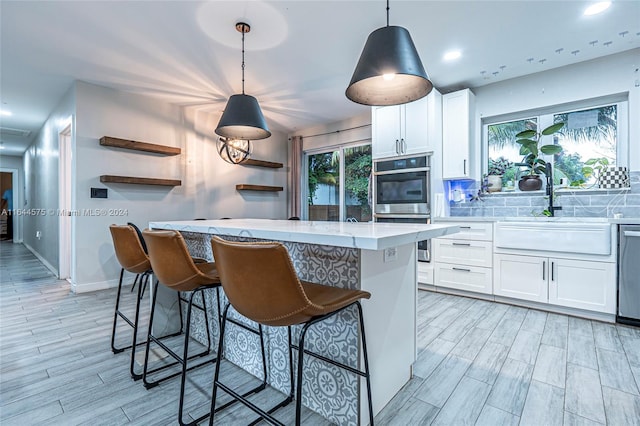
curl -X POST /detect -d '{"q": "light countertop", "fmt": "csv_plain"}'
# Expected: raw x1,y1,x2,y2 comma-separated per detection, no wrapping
149,218,460,251
433,216,640,225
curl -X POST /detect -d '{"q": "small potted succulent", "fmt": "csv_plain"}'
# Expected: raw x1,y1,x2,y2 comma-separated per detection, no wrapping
515,123,564,191
487,157,513,192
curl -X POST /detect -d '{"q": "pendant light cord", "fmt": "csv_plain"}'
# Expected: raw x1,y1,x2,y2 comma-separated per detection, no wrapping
241,25,246,95
386,0,389,26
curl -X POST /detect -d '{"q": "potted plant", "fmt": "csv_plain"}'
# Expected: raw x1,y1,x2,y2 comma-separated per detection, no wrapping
515,123,564,191
487,157,513,192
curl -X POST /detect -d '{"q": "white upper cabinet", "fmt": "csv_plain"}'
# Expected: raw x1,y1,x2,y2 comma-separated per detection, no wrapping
442,89,475,179
371,89,441,159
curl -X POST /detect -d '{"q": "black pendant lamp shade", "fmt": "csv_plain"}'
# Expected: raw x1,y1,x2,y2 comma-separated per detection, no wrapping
346,2,433,106
215,94,271,140
215,22,270,141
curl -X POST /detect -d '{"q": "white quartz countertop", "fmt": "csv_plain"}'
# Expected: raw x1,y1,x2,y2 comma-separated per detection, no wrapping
149,219,459,250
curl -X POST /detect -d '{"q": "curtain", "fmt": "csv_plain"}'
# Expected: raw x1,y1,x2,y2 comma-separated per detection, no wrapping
288,136,303,218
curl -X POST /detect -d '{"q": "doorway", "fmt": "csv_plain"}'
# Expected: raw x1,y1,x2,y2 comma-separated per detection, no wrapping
0,171,14,241
58,125,72,280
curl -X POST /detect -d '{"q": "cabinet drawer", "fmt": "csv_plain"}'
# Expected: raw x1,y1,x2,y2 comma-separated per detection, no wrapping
433,239,492,267
418,262,434,285
434,264,492,294
436,222,493,242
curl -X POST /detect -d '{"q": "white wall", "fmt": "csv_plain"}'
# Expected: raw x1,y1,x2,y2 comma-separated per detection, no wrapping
21,81,287,292
22,84,75,273
72,81,287,292
0,154,25,242
472,49,640,171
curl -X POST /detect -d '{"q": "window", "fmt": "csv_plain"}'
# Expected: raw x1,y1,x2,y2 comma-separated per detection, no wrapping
553,105,618,186
487,118,537,187
305,143,372,222
484,97,627,190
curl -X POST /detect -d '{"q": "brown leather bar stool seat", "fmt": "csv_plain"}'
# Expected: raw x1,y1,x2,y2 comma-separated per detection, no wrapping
209,237,374,426
142,229,221,426
109,224,153,380
141,229,268,426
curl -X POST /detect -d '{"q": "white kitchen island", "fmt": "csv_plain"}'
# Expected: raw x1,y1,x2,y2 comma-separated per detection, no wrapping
149,219,459,424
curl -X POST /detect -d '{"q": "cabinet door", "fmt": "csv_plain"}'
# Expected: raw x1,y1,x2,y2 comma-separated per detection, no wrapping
372,105,401,159
494,253,548,302
402,96,429,156
434,264,492,294
442,90,471,179
548,258,616,314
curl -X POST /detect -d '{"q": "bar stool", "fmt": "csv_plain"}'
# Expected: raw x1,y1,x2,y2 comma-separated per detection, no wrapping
208,237,374,426
127,222,149,297
142,229,268,425
108,224,152,380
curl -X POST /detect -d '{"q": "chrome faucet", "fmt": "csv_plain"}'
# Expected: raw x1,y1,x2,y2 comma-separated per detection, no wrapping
545,163,562,217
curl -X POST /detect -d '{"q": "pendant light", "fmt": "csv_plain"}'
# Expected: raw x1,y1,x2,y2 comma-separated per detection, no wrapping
215,22,271,142
346,0,433,106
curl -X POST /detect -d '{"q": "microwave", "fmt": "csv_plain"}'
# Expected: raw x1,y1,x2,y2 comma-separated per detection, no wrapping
374,155,430,215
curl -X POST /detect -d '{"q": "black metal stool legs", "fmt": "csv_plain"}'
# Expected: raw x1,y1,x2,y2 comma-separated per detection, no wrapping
356,301,375,426
209,304,284,426
142,283,225,425
111,268,149,380
294,301,374,426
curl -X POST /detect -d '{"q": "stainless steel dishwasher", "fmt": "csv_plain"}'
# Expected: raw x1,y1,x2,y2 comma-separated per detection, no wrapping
618,225,640,327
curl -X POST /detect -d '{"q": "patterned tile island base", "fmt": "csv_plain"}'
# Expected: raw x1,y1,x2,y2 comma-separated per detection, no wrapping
149,219,458,425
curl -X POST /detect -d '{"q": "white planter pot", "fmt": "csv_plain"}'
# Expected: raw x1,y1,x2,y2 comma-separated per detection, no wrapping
487,175,503,192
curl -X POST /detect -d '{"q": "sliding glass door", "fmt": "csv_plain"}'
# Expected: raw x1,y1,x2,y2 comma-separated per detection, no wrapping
304,143,372,222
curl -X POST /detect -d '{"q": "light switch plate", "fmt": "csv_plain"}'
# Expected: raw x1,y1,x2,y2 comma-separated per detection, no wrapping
91,188,108,198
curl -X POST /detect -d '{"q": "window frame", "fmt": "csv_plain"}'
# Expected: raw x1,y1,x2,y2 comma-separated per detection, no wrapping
482,95,629,185
302,140,372,222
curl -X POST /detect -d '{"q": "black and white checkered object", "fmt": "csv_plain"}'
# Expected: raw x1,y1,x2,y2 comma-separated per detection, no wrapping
599,167,630,189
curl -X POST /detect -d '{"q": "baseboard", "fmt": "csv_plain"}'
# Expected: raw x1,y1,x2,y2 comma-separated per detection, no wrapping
71,278,121,294
493,295,616,323
23,242,58,277
419,285,616,323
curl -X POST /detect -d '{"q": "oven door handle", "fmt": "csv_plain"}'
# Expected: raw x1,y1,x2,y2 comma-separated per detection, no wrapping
373,167,429,176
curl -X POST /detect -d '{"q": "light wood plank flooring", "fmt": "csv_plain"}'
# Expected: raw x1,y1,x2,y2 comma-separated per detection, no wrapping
2,241,640,425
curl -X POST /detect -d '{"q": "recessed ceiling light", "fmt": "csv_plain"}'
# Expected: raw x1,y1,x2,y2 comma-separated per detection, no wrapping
584,2,611,16
443,50,461,61
0,109,12,116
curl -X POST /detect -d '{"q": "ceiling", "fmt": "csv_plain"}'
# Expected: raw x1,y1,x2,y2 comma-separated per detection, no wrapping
1,1,639,156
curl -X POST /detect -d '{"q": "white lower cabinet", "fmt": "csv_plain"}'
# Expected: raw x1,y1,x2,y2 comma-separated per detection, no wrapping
494,254,548,303
548,258,616,313
434,264,493,294
432,221,493,295
494,253,616,314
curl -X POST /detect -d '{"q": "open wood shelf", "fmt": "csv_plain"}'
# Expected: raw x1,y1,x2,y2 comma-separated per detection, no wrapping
240,159,283,169
236,184,283,192
100,175,181,186
100,136,181,155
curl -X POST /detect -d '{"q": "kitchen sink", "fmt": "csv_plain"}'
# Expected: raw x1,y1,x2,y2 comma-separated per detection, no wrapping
495,221,612,255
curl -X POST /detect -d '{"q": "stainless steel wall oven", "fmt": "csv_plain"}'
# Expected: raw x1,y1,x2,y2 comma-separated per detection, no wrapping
374,155,430,215
374,155,431,262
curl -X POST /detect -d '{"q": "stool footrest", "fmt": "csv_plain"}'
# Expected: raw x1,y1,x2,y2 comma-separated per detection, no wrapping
290,344,366,377
216,381,287,426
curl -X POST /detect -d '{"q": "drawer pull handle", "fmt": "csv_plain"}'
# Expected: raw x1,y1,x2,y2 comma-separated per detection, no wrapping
543,261,546,281
459,226,472,229
452,267,471,272
452,242,471,246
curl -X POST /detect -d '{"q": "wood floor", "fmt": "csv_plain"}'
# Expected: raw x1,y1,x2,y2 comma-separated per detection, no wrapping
2,240,640,425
